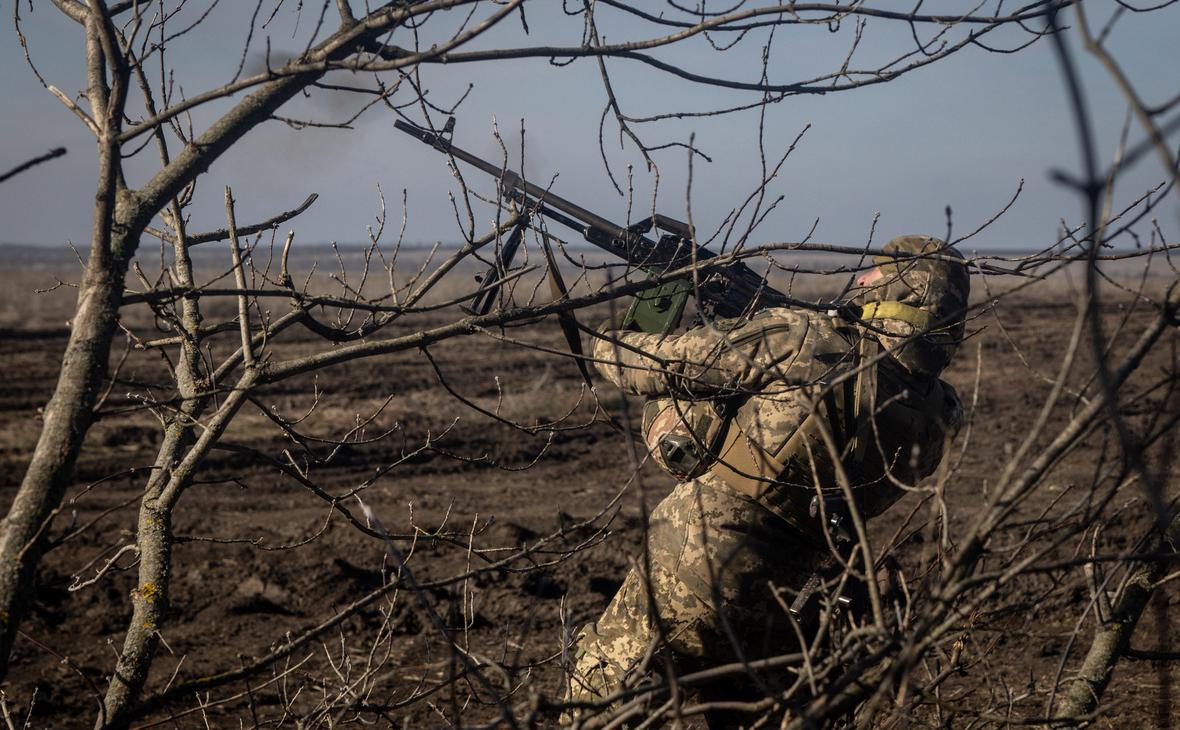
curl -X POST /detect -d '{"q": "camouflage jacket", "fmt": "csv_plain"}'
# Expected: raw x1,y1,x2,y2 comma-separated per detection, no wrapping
593,307,962,536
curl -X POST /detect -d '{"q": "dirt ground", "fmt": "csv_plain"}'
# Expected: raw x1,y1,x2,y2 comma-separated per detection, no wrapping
1,246,1178,728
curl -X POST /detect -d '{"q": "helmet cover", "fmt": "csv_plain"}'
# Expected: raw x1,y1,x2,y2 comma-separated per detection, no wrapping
856,235,970,377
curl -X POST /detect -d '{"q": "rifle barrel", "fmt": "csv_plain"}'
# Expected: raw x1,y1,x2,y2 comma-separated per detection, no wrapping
395,120,631,249
394,119,794,312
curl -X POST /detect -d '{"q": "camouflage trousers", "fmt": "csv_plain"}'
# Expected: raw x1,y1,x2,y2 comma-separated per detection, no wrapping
566,474,822,726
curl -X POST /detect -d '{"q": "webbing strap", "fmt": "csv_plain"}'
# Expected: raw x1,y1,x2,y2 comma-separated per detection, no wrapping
860,300,933,331
851,336,879,461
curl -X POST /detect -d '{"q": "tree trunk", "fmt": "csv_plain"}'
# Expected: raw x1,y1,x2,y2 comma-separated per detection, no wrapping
0,0,426,687
0,228,132,681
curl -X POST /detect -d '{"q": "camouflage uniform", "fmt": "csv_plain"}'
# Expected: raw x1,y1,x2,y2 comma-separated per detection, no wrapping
566,236,971,726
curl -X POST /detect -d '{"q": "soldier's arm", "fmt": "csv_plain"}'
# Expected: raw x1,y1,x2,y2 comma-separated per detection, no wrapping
592,317,799,396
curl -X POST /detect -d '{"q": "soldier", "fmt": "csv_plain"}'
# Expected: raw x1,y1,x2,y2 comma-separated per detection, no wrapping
566,235,970,727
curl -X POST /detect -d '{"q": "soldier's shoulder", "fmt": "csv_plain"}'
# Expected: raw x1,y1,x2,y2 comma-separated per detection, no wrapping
700,306,823,339
745,306,814,325
747,306,834,332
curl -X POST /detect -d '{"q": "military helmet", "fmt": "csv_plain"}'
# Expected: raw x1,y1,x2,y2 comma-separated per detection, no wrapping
855,235,970,377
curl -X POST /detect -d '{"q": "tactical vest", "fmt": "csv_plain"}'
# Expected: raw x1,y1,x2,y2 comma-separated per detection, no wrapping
641,310,962,543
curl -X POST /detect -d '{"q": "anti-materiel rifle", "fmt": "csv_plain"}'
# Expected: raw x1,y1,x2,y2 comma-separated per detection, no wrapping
394,117,796,334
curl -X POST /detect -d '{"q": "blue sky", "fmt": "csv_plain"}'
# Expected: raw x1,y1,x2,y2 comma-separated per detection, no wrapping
1,1,1177,253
